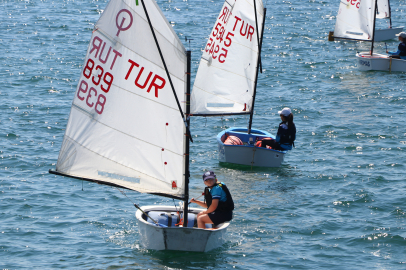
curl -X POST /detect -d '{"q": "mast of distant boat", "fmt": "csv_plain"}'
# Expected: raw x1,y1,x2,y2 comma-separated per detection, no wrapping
248,3,266,134
388,0,392,28
371,0,378,55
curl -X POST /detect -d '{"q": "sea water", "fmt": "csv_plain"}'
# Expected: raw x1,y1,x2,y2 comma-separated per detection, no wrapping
1,0,405,269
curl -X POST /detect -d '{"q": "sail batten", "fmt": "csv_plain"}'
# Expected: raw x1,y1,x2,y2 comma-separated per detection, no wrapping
191,0,264,116
54,0,188,197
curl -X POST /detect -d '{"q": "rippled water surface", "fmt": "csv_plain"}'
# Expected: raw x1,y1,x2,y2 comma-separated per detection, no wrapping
1,0,406,269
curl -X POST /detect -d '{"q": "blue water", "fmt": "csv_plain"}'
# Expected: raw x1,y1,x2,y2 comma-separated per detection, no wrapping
1,0,406,268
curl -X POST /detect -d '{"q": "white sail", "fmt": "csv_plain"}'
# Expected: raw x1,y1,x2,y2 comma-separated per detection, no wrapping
376,0,390,19
334,0,377,41
55,0,188,198
190,0,264,115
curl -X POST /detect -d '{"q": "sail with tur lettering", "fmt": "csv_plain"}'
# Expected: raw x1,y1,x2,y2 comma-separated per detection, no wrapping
190,0,264,116
54,0,188,199
334,0,376,41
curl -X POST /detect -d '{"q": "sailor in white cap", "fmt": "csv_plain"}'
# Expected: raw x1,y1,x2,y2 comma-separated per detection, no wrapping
386,32,406,59
260,107,296,151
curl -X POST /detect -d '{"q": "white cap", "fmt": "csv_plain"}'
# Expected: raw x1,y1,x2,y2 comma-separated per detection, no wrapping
278,107,292,117
396,32,406,38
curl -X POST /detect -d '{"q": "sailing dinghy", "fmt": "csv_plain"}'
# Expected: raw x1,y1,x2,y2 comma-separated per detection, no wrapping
332,0,403,42
190,0,287,167
333,0,405,72
49,0,229,252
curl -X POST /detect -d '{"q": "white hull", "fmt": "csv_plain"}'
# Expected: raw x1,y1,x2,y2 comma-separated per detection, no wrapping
217,127,286,167
136,205,229,252
374,27,404,42
356,52,406,72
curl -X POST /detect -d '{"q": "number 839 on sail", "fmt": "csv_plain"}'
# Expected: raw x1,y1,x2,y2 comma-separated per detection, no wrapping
76,58,114,115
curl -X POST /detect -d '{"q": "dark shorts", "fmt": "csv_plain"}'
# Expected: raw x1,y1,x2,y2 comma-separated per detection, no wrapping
261,139,284,151
208,211,233,226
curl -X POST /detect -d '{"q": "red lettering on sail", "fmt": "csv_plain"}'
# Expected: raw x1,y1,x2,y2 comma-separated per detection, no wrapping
110,50,122,70
218,6,230,24
125,59,139,80
347,0,360,9
240,21,248,36
135,67,153,89
147,75,166,98
98,42,112,64
125,59,166,98
247,25,255,42
89,36,103,58
233,16,241,31
89,36,122,70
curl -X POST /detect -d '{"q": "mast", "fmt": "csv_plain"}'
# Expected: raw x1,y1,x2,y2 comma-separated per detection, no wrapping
248,5,266,134
183,51,191,227
371,0,378,55
140,0,193,143
388,0,392,28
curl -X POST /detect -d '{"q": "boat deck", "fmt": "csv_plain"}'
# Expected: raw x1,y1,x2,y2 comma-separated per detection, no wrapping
142,210,215,229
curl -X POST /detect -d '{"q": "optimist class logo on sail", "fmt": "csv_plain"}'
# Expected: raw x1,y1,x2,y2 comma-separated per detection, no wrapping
76,8,167,115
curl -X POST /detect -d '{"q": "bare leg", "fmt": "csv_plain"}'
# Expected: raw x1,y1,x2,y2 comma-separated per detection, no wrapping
197,214,214,229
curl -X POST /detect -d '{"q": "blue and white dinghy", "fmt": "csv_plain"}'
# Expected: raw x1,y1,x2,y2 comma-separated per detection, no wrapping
49,0,229,252
190,0,287,167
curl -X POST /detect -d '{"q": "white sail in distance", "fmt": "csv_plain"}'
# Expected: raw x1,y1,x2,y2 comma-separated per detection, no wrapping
190,0,264,116
55,0,188,198
376,0,390,19
334,0,377,41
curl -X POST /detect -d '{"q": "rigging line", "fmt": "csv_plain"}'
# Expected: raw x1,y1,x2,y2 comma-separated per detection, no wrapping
253,0,263,73
140,0,193,143
172,198,178,212
116,187,161,226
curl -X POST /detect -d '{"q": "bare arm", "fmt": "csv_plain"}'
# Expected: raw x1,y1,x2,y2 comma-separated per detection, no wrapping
190,198,207,208
200,199,219,214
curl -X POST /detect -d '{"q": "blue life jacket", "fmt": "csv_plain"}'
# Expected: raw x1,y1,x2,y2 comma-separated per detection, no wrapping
398,42,406,57
277,121,296,149
204,183,234,212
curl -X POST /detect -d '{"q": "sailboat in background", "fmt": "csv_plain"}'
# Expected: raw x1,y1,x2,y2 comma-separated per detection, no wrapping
332,0,402,42
333,0,405,72
49,0,229,252
191,0,287,167
374,0,403,41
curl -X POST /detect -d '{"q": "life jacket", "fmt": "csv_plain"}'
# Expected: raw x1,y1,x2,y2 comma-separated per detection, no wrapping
204,183,234,212
399,42,406,56
278,121,296,147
